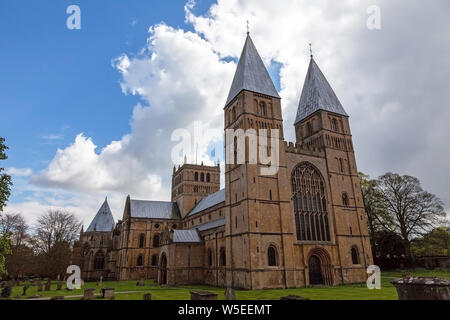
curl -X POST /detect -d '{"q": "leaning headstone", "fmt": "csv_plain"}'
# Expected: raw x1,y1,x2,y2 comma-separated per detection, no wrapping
190,291,218,300
50,296,64,300
101,287,115,299
56,283,63,291
225,288,236,300
83,288,95,300
143,293,152,300
280,295,309,300
36,282,43,292
391,277,450,300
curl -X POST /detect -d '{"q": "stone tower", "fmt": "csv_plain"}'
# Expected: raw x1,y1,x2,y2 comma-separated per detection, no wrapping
293,56,373,281
223,34,297,289
171,163,220,218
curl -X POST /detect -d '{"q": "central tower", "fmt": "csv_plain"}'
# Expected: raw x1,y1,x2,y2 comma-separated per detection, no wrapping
223,34,297,289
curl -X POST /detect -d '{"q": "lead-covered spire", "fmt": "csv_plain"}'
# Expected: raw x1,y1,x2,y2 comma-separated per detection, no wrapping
295,57,348,124
86,198,115,232
225,34,280,106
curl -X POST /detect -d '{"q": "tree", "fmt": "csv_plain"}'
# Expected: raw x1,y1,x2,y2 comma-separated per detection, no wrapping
0,228,12,276
34,209,82,254
0,138,12,212
359,173,391,251
0,212,29,246
374,173,446,264
412,226,450,256
34,209,82,278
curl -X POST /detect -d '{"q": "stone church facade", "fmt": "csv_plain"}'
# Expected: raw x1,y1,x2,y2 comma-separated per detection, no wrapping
74,34,373,289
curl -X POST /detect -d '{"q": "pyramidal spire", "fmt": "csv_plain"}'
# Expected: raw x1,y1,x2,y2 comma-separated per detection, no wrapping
225,34,280,106
86,197,115,232
295,57,348,124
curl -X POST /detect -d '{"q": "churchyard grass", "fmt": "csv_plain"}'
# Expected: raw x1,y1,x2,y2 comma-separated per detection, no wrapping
7,268,449,300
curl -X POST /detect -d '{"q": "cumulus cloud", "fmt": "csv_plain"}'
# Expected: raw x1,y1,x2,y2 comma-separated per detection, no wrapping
11,0,450,224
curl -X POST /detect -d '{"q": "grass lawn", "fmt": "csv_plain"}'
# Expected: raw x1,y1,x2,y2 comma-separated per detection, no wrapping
8,268,449,300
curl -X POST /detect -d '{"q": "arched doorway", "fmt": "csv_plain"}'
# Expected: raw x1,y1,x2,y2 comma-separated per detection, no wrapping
307,247,334,286
308,255,324,285
159,253,167,285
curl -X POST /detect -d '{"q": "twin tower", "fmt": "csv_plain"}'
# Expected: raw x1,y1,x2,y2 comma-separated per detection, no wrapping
171,33,373,289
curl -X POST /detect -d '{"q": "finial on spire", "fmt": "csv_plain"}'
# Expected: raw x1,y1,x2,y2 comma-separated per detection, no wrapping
309,43,313,58
246,20,250,35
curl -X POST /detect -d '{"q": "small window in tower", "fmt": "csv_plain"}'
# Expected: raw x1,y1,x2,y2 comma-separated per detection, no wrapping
307,122,313,136
351,247,359,265
259,102,266,116
139,233,145,248
268,246,278,266
201,172,204,182
269,190,272,201
206,173,210,182
220,247,226,266
232,107,236,121
195,172,199,181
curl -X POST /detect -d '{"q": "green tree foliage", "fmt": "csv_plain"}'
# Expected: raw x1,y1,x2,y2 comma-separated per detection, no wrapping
412,226,450,256
0,138,13,212
0,229,12,276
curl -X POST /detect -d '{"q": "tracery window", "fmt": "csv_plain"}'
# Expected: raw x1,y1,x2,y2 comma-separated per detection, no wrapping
93,250,105,270
291,163,331,242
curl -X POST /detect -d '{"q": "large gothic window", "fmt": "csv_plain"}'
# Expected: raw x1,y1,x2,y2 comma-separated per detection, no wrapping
93,250,105,270
291,163,331,242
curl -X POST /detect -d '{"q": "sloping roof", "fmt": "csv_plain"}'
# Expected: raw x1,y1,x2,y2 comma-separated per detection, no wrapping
130,200,181,220
86,198,115,232
193,218,225,232
173,229,202,243
294,57,348,124
225,34,280,106
188,189,225,217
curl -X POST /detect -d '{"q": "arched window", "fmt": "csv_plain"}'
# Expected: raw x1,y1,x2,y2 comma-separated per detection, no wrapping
151,254,158,266
93,251,105,270
232,107,236,121
219,247,226,266
195,172,199,181
268,246,278,266
153,234,160,248
207,248,213,267
331,118,338,131
233,136,238,165
339,158,345,173
139,233,145,248
200,172,204,182
291,163,330,242
342,193,349,207
206,173,210,182
137,254,143,267
259,102,266,116
307,122,313,136
351,247,359,265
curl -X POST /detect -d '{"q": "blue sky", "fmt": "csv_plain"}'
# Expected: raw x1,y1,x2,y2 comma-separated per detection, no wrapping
0,0,215,203
1,0,449,225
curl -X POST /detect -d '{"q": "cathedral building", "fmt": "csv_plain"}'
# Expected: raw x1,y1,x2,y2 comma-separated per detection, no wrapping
74,34,373,289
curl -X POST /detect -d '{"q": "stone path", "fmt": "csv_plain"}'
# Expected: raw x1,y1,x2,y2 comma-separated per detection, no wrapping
25,290,146,300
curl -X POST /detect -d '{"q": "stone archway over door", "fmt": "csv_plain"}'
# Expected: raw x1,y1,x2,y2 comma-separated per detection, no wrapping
160,253,167,285
308,247,334,286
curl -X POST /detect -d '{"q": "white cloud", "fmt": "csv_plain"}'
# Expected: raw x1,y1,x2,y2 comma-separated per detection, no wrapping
10,0,450,225
6,167,33,177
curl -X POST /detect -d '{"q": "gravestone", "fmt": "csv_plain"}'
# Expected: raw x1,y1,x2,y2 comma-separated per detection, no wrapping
45,281,51,291
22,285,30,296
225,288,236,300
391,277,450,300
137,278,145,286
36,282,43,292
143,293,152,300
101,287,115,299
83,288,95,300
190,291,218,300
56,283,63,290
